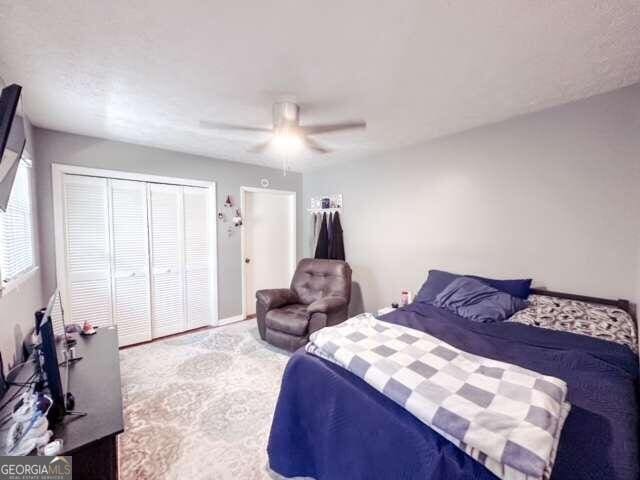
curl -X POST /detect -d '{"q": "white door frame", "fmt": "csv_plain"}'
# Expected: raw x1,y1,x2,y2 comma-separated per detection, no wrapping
51,163,219,327
240,186,297,320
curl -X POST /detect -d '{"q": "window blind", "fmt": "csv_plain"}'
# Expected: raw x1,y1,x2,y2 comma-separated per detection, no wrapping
0,161,35,284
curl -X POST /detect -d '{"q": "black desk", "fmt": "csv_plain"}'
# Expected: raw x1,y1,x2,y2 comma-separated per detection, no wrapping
0,327,123,480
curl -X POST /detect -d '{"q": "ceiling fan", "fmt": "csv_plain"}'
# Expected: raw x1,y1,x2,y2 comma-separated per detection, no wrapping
199,101,366,157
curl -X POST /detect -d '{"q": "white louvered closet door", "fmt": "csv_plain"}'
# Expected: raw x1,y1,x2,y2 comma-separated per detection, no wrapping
183,187,212,329
110,179,152,346
62,175,113,327
149,183,186,337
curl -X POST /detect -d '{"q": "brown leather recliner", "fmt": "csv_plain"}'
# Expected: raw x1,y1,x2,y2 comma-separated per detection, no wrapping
256,258,352,351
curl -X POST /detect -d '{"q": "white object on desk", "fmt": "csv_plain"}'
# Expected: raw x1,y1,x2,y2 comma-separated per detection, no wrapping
377,307,397,316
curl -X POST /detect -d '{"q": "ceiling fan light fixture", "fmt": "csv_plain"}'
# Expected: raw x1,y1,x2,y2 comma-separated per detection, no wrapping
271,131,303,155
200,100,365,167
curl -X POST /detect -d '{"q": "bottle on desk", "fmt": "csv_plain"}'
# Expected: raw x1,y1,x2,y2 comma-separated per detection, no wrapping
400,290,412,307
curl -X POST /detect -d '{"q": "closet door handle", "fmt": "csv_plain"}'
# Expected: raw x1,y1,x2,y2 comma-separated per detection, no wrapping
245,258,251,264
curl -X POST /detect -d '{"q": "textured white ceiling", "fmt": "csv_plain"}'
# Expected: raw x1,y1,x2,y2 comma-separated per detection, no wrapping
1,1,639,171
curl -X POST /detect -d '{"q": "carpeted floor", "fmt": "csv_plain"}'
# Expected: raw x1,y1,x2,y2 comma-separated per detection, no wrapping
118,320,291,479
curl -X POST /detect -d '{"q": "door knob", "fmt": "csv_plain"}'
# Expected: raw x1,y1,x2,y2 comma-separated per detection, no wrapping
245,258,251,264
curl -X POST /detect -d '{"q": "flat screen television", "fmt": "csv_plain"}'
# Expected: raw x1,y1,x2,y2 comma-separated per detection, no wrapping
36,289,86,424
0,84,25,211
36,291,66,423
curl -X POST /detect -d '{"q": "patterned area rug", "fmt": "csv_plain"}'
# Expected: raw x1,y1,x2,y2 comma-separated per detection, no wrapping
119,320,290,479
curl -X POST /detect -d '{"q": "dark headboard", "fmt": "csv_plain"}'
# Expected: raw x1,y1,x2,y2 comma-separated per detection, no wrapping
530,288,633,318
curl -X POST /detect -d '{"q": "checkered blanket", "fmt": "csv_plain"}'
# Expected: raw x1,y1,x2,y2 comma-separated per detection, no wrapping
306,313,571,480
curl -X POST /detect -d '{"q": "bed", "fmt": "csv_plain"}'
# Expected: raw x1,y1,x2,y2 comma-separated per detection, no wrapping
267,287,639,480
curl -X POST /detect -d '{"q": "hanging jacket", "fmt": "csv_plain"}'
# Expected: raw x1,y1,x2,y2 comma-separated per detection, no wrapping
329,211,345,260
314,213,329,259
310,213,319,254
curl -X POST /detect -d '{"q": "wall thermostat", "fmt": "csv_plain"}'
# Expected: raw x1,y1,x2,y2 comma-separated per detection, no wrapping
260,178,269,188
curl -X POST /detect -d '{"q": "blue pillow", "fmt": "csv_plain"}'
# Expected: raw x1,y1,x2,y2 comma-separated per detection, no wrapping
433,277,528,323
467,275,532,300
414,269,532,304
414,270,460,304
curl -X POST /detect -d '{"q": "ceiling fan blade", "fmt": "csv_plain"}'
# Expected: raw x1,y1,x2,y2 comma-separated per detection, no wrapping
247,140,272,154
199,120,272,133
301,120,366,135
304,137,331,154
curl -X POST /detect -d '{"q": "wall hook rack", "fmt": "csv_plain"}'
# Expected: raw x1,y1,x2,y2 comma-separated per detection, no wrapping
307,194,343,214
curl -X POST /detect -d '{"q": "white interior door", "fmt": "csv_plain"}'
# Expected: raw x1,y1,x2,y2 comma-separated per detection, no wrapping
109,179,152,346
183,186,212,329
62,175,113,328
243,190,296,317
149,183,186,337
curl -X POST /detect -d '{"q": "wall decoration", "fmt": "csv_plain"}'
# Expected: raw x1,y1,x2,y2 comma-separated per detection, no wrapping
308,194,343,212
219,194,235,224
232,209,243,227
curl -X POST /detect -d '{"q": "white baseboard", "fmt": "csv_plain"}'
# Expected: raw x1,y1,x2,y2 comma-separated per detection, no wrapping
217,314,246,326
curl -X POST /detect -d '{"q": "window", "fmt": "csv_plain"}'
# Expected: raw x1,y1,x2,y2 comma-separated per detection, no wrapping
0,159,36,288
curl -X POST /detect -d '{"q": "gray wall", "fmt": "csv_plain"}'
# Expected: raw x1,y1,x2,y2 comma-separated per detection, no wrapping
0,116,43,371
33,128,303,319
304,84,640,314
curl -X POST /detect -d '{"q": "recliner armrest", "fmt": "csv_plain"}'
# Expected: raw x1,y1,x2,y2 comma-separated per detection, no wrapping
256,289,298,310
307,296,347,315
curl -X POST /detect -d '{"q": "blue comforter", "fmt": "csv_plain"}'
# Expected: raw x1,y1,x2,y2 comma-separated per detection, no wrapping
268,303,639,480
